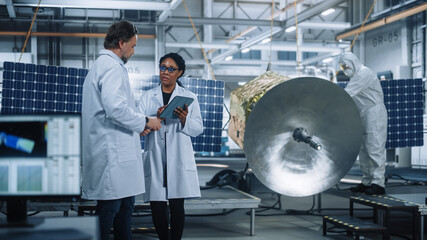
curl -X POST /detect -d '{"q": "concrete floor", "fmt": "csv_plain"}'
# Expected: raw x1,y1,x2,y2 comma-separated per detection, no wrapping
130,159,427,240
1,158,427,240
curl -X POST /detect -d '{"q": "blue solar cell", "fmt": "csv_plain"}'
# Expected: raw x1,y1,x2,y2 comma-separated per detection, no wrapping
47,66,57,75
15,63,25,71
36,65,46,74
15,72,24,81
68,68,78,76
3,71,13,80
198,87,207,95
206,104,214,112
78,69,88,77
207,96,215,104
25,64,36,72
4,62,14,70
25,73,35,81
58,67,67,76
207,80,215,88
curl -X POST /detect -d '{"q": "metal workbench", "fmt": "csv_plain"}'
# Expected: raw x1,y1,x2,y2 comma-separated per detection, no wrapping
78,185,261,236
390,193,427,240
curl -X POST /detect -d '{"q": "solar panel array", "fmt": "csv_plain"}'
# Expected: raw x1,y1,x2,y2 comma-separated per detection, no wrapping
337,79,424,148
1,62,86,113
1,62,224,152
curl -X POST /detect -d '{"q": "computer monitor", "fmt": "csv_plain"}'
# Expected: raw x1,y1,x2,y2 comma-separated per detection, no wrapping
0,114,81,226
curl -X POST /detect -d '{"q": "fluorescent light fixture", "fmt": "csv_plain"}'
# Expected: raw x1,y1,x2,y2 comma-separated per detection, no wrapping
321,8,335,16
238,81,247,86
225,56,233,61
285,26,296,33
241,48,250,53
261,38,271,44
322,57,334,63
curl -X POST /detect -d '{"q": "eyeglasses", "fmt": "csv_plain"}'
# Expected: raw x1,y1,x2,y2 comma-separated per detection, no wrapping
159,66,179,73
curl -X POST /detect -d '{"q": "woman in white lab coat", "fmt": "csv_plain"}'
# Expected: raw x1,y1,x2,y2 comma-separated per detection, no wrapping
138,52,204,240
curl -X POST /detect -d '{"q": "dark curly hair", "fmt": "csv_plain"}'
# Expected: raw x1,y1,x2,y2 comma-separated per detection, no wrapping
159,52,186,78
104,20,138,49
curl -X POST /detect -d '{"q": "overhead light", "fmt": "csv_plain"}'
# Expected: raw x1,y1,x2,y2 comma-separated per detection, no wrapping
322,57,334,63
225,56,233,61
241,48,250,53
261,38,271,44
238,81,247,86
321,8,335,16
285,26,296,33
338,39,343,42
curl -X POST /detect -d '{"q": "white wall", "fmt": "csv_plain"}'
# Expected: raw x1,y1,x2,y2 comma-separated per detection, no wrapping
364,20,410,79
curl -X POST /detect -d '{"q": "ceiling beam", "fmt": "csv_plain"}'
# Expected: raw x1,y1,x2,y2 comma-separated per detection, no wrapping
164,17,350,30
5,0,16,18
210,0,346,64
186,59,297,66
164,17,283,27
0,31,156,39
166,41,349,53
336,2,427,40
158,0,181,22
0,0,169,11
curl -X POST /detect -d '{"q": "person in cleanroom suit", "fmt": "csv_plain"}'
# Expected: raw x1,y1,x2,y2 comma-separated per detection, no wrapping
339,52,388,195
138,52,204,240
81,20,162,240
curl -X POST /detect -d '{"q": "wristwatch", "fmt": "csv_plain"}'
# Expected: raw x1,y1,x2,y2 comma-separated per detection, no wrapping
145,117,149,124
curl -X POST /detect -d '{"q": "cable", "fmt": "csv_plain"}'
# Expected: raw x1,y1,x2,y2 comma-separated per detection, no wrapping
266,0,274,71
19,0,42,63
294,0,300,77
181,0,216,80
332,0,378,82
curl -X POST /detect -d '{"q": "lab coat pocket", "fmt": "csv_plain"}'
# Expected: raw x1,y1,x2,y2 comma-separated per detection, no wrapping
184,159,197,172
116,131,137,163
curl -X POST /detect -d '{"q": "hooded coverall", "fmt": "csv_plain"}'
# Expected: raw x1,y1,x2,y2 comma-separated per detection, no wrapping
339,52,388,187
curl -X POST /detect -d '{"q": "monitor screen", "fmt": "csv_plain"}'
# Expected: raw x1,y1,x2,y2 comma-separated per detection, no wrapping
0,114,81,198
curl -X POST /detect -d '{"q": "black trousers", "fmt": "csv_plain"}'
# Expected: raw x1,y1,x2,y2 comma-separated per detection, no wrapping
150,198,185,240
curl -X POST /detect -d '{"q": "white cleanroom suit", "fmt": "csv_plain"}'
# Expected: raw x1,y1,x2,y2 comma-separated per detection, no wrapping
339,52,388,188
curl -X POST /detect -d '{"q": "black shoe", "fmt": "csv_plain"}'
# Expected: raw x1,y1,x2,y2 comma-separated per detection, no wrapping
349,184,369,193
365,184,385,195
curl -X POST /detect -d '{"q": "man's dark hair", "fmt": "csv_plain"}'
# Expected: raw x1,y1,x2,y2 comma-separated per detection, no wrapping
159,52,186,78
104,21,138,49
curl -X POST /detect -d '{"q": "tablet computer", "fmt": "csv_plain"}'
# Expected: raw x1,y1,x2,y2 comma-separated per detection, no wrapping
159,96,194,119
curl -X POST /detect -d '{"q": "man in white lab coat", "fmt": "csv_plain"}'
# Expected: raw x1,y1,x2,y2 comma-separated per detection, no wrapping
339,52,388,195
81,20,161,240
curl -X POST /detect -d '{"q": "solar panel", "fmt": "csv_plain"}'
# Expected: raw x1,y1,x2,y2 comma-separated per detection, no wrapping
1,62,224,152
337,79,424,148
1,62,86,114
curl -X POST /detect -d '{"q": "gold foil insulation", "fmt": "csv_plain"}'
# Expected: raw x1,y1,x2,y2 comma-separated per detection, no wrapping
228,71,291,149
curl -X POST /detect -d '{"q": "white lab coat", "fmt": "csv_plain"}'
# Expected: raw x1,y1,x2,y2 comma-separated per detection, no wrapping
138,84,204,201
339,52,388,187
81,49,146,200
